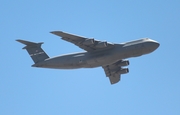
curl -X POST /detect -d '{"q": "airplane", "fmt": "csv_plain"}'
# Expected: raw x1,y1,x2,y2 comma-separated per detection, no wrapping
16,31,160,84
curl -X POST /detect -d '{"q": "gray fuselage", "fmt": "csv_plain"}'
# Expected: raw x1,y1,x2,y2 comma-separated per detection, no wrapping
32,38,159,69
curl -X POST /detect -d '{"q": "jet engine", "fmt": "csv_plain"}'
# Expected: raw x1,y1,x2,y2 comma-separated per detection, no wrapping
117,68,129,74
95,42,108,48
82,39,95,45
117,60,129,67
111,67,129,75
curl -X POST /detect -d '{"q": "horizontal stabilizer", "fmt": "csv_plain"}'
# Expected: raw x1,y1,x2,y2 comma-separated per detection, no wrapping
16,39,44,49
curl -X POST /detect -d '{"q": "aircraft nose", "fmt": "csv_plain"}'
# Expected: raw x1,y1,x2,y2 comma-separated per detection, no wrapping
147,39,160,49
153,42,160,50
144,40,160,53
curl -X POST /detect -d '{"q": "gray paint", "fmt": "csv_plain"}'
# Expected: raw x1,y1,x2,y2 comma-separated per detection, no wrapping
16,31,160,84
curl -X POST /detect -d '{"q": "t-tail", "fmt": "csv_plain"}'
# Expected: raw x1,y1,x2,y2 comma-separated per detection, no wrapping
16,39,49,63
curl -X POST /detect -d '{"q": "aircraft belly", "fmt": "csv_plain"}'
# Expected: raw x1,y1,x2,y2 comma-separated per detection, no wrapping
54,54,88,69
86,52,117,67
39,50,119,69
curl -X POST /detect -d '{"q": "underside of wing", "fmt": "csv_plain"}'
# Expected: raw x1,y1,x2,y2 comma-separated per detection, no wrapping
109,74,121,84
50,31,114,52
102,60,129,84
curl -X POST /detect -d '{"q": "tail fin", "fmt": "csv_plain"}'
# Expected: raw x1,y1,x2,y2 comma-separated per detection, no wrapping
16,39,49,63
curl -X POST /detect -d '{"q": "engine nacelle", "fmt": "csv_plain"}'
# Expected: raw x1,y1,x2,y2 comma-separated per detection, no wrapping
117,60,129,67
117,68,129,74
111,68,129,75
82,39,95,45
95,42,108,48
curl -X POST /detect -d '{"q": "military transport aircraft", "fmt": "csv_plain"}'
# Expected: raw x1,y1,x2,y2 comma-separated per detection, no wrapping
16,31,160,84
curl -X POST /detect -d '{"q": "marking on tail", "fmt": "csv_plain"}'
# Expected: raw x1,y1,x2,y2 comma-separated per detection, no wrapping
16,39,49,63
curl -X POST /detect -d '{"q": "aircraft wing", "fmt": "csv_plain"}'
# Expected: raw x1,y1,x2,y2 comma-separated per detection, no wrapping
102,60,129,84
50,31,114,52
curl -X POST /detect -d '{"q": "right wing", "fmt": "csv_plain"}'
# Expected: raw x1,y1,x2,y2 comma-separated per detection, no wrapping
102,60,129,84
50,31,114,52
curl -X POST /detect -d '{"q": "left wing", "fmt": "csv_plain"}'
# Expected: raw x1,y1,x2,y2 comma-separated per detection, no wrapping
50,31,114,52
102,60,129,84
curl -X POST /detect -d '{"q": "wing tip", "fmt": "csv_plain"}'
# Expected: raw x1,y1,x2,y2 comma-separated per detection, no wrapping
50,31,63,35
16,39,23,42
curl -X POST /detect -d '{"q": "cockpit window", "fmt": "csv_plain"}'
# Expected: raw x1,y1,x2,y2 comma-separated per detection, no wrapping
123,38,147,45
144,38,149,40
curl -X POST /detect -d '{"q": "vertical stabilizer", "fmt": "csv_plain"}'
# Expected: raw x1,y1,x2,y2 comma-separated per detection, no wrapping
16,39,49,63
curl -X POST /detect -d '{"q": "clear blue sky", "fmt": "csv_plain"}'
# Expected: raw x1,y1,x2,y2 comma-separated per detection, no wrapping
1,0,180,115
